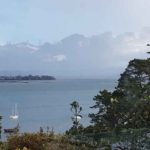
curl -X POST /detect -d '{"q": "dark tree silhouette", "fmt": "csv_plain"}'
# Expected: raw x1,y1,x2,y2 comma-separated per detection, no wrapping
70,101,82,133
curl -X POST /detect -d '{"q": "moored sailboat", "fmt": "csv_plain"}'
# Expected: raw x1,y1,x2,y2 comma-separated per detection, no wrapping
9,104,19,120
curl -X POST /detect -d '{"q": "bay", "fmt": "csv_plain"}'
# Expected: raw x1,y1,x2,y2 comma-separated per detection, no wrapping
0,79,117,134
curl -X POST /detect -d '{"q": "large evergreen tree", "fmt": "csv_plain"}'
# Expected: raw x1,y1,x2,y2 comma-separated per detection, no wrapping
117,58,150,104
89,58,150,131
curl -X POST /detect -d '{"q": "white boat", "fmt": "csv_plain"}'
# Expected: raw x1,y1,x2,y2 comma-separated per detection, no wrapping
10,104,19,120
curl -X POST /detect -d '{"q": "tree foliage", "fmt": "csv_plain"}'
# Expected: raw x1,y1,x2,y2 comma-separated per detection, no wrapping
66,101,83,135
89,58,150,131
117,58,150,104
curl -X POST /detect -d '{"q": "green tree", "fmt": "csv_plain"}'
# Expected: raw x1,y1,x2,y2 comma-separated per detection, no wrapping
89,90,129,131
70,101,82,129
66,101,83,135
89,90,112,130
116,58,150,128
117,58,150,105
89,58,150,131
127,97,150,128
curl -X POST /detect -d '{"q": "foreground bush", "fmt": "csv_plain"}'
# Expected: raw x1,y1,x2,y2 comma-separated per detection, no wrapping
6,132,94,150
6,133,50,150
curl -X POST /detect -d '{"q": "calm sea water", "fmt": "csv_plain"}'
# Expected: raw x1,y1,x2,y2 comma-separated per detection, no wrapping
0,79,117,134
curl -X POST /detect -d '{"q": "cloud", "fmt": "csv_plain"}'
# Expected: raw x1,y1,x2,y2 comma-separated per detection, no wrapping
43,54,67,63
53,54,67,62
0,28,149,78
15,42,39,53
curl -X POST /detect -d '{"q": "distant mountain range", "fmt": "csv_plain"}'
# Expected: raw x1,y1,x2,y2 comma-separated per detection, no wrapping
0,33,148,78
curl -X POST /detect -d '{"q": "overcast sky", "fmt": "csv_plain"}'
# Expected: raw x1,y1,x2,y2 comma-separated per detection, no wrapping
0,0,150,78
0,0,150,44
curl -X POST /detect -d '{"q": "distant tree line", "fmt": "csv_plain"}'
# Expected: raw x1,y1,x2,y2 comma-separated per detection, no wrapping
0,75,56,80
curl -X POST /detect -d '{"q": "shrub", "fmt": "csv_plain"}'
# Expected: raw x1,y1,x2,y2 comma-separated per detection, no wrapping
6,133,51,150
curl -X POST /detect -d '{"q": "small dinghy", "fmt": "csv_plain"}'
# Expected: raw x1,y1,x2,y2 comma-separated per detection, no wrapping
4,123,20,134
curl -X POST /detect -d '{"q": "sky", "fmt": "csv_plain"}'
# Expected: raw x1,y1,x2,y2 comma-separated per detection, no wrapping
0,0,150,78
0,0,150,44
